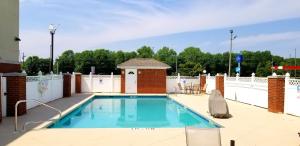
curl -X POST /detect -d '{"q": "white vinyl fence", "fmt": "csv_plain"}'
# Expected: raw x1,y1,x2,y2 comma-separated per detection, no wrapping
81,73,199,93
224,73,268,108
284,74,300,116
26,74,63,109
206,74,216,94
81,73,120,93
166,75,199,93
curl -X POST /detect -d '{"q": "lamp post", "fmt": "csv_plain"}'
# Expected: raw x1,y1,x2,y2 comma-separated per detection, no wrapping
49,24,57,72
228,30,237,77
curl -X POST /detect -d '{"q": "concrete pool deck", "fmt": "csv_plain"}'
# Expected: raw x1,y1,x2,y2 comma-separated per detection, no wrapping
0,93,299,146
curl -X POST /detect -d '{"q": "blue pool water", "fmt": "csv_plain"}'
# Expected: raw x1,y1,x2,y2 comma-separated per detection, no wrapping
49,96,219,128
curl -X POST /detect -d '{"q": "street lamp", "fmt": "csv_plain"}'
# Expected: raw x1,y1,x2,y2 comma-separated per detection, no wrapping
49,24,58,72
228,29,237,77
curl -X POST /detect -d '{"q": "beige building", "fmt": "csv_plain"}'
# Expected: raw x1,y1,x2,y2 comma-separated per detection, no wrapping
0,0,20,73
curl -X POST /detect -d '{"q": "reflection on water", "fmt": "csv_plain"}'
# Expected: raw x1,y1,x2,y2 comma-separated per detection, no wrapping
50,97,217,128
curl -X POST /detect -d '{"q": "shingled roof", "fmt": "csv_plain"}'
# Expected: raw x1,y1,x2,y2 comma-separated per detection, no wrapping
117,58,171,69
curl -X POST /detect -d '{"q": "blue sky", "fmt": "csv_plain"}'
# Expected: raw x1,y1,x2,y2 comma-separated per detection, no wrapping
19,0,300,59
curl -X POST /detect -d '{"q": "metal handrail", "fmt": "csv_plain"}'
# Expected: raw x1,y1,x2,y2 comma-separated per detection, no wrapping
15,99,62,132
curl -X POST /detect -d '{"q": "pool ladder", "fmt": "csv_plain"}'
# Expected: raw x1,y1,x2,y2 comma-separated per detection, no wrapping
14,99,62,132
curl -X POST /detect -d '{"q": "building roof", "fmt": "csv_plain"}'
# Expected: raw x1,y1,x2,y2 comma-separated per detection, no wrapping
117,58,171,69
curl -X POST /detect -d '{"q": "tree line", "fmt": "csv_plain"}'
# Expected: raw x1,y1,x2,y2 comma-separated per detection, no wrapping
22,46,299,77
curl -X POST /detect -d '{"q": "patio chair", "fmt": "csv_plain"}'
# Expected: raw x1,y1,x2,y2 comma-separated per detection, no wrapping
177,83,185,94
192,84,200,94
185,127,222,146
177,83,192,94
185,83,193,94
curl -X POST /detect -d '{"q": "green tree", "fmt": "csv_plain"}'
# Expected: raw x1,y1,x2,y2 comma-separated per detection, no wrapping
256,61,272,77
23,56,50,75
137,46,154,58
93,49,115,74
39,58,50,74
74,50,95,74
155,47,177,75
178,47,204,76
56,50,75,73
24,56,40,75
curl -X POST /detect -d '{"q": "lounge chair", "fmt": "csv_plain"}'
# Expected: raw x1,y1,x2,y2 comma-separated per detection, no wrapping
185,127,222,146
208,90,230,118
177,83,192,94
177,83,185,94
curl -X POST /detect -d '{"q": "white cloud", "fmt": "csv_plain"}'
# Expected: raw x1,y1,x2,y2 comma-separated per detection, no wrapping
221,31,300,48
20,0,300,57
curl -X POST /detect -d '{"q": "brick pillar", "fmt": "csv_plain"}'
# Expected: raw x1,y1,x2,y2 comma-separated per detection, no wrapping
4,73,26,116
200,75,206,91
63,73,71,97
121,69,125,93
75,73,82,93
216,75,224,97
268,76,285,113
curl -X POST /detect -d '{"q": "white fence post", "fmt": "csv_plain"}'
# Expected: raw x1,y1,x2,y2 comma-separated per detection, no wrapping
89,72,93,92
251,73,255,86
177,73,180,83
236,73,239,82
285,73,290,89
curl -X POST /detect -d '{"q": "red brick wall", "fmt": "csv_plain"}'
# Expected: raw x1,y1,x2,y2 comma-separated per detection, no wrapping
63,74,71,97
121,69,125,93
75,74,81,93
6,76,26,116
200,75,206,92
137,69,166,93
0,63,21,73
216,75,224,97
268,77,285,113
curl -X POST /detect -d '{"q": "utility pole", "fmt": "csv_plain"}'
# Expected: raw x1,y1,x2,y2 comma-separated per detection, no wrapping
295,48,297,77
22,52,26,64
228,30,237,77
271,57,274,73
21,52,26,70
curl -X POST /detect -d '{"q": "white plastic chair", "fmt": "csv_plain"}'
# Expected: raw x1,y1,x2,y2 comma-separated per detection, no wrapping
185,127,222,146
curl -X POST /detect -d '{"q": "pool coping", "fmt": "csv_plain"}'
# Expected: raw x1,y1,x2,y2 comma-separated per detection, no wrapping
34,93,221,129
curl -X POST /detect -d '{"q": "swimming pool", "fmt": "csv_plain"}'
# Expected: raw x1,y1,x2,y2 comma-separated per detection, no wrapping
49,96,219,128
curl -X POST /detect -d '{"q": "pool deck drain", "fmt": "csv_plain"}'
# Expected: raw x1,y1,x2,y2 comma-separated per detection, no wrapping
0,93,299,146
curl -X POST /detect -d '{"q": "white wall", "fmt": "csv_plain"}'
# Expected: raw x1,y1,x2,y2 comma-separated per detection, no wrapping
0,0,19,63
284,76,300,116
26,75,63,109
224,74,268,108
